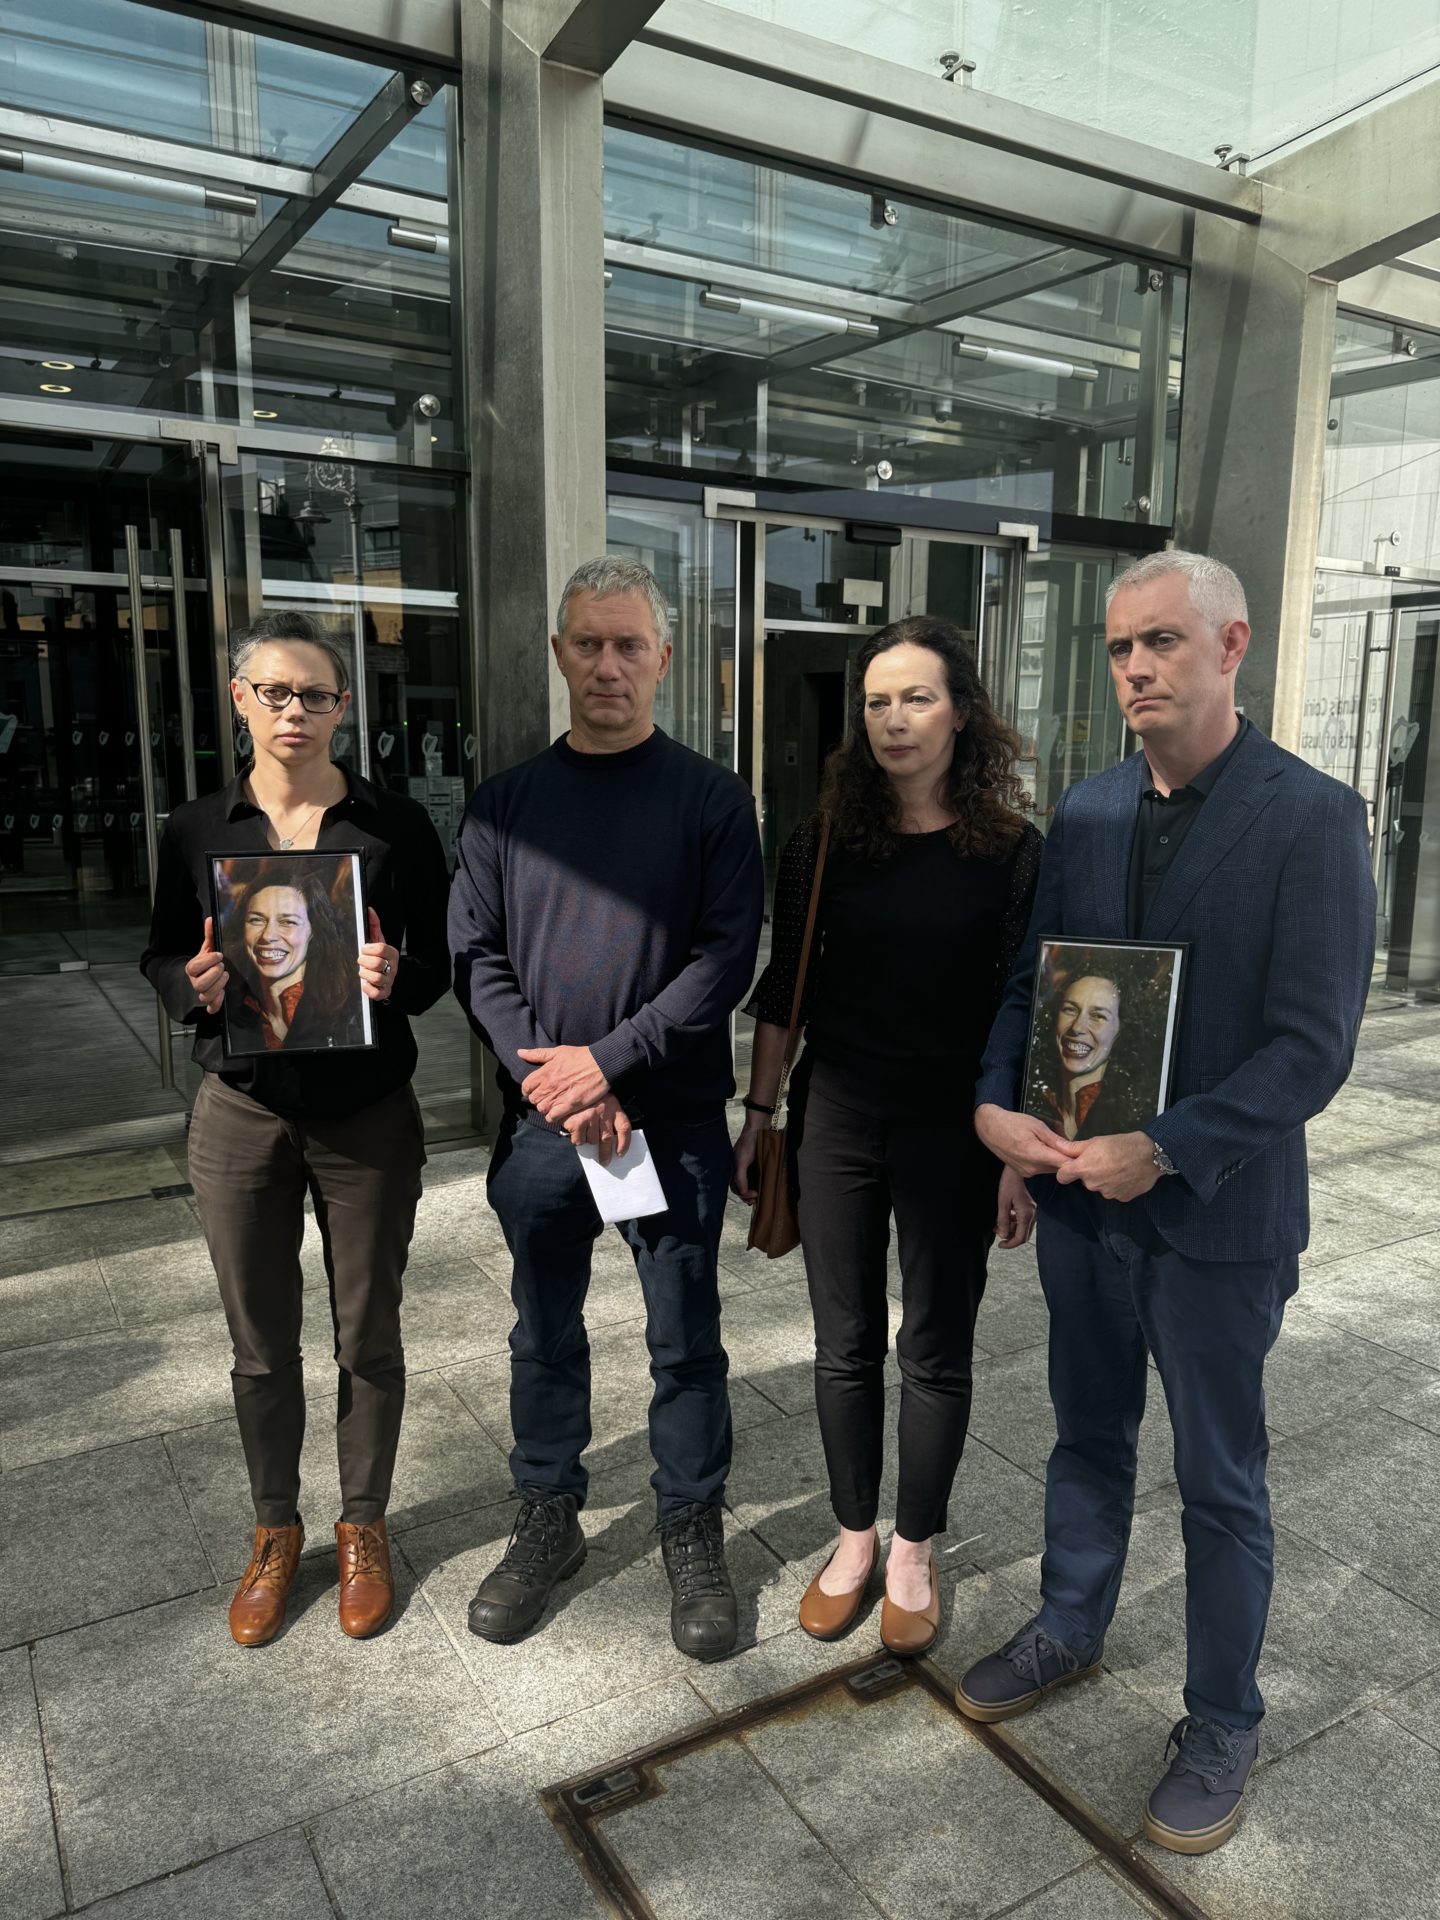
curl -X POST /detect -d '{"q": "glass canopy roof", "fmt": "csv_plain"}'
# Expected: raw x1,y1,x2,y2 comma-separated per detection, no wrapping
658,0,1440,163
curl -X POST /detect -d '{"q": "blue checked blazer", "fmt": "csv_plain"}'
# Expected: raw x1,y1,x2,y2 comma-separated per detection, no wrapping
976,727,1376,1260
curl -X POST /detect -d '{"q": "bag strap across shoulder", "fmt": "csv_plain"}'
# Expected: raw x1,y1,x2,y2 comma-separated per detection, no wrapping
776,812,830,1108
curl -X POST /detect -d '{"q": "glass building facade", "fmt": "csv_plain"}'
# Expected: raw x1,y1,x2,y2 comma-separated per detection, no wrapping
1,0,1437,1155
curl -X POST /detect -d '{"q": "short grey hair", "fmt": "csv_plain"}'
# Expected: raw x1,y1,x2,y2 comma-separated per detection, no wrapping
556,555,671,648
1106,550,1248,632
231,610,350,690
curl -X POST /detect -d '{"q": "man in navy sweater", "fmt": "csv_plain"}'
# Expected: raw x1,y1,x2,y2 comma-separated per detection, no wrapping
449,556,764,1660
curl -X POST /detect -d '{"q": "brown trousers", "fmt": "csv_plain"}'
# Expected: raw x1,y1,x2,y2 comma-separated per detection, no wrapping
188,1073,425,1527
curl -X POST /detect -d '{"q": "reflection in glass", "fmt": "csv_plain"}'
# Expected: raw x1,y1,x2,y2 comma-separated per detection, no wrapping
1015,545,1140,823
1322,312,1440,579
606,496,738,770
603,127,1185,525
235,456,466,836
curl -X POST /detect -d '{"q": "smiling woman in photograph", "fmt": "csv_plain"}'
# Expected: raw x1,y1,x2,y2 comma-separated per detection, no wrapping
221,863,365,1051
141,610,450,1651
734,614,1042,1658
1025,946,1169,1143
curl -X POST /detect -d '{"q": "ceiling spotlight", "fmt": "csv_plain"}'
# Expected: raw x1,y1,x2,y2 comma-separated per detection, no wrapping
39,382,71,393
41,359,75,371
252,408,278,419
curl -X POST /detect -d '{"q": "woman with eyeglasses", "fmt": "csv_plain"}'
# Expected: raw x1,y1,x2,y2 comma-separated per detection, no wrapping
141,610,451,1648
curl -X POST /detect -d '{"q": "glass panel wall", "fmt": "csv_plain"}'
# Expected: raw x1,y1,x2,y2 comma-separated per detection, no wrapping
603,126,1186,526
606,495,738,769
0,2,459,464
240,454,468,834
1320,311,1440,579
1016,545,1140,824
0,0,473,1145
1304,312,1440,992
658,0,1440,163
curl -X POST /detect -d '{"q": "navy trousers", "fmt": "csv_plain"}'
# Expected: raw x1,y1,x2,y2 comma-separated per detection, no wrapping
1034,1196,1297,1729
486,1113,734,1520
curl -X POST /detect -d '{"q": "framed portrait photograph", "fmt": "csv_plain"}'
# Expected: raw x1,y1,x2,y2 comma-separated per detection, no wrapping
1022,937,1188,1143
208,850,375,1057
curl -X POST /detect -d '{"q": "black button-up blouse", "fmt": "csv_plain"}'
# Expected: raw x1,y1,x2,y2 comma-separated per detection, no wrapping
140,764,451,1118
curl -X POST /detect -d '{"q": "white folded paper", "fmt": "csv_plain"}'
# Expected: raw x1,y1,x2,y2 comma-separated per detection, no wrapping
576,1128,669,1225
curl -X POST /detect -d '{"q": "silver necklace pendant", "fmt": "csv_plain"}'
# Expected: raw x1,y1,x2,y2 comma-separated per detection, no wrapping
278,836,294,849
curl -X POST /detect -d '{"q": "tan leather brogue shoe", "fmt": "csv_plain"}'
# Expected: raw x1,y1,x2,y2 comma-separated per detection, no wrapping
335,1516,394,1638
798,1534,880,1641
229,1521,305,1647
879,1549,940,1658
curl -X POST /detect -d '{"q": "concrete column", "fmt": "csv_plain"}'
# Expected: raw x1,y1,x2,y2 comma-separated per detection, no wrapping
456,6,607,1132
459,3,606,779
1174,213,1336,750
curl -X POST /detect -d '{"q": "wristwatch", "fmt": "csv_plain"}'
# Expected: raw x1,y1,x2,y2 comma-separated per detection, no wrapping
1149,1138,1178,1177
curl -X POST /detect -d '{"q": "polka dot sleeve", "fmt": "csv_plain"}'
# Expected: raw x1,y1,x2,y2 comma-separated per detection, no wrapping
742,814,824,1028
998,822,1043,990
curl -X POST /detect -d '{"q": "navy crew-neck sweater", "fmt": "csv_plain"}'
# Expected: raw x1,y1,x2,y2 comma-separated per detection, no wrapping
449,728,764,1127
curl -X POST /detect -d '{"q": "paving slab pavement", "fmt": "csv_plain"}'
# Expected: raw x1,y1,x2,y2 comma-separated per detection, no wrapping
1,1000,1439,1916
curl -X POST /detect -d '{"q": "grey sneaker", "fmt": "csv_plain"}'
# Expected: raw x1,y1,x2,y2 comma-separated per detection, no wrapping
955,1614,1103,1722
1144,1716,1259,1854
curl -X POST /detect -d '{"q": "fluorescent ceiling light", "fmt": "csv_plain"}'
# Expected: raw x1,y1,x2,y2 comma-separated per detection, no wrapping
0,146,257,215
701,289,879,339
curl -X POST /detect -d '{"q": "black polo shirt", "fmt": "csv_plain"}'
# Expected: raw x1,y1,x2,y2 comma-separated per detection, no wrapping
1128,718,1249,935
140,764,452,1117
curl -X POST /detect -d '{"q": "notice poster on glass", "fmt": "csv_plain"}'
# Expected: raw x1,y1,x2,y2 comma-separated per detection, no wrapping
1022,938,1187,1142
208,850,374,1057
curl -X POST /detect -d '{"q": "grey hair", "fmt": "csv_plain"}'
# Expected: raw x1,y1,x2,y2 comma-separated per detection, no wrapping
230,610,350,690
1106,550,1248,632
556,555,671,647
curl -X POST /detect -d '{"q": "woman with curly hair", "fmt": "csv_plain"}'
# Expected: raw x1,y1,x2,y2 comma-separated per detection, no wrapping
735,615,1042,1655
222,861,366,1052
1028,949,1165,1143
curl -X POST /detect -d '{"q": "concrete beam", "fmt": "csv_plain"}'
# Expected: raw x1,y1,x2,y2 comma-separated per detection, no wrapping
1174,215,1337,751
1257,79,1440,282
1338,264,1440,334
546,0,668,71
175,0,459,66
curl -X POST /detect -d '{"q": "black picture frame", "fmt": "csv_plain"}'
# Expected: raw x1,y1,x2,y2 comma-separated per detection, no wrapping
1021,936,1189,1143
207,849,375,1057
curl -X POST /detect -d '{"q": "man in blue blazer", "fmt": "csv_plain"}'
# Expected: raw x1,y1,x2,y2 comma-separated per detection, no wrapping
956,551,1375,1855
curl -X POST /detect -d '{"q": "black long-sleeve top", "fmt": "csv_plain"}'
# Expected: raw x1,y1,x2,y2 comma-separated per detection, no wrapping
140,764,451,1118
747,814,1043,1107
448,729,764,1128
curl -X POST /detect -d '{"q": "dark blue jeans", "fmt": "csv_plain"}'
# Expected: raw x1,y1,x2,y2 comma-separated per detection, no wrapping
486,1113,734,1520
1035,1197,1297,1730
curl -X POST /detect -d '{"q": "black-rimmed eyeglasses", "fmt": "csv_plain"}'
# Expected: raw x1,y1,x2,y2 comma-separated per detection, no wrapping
240,677,344,715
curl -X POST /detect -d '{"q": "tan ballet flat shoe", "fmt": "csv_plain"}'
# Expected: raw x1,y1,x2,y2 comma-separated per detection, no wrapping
879,1549,940,1657
798,1534,880,1641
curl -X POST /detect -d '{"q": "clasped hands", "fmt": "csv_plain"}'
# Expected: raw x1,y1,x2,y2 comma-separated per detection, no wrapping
518,1044,632,1166
976,1105,1163,1204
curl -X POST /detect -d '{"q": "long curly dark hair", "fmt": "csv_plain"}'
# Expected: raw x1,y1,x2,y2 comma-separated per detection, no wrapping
818,615,1027,863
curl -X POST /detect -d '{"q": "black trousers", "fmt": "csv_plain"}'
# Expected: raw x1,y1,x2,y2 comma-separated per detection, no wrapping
794,1058,997,1541
487,1113,734,1519
188,1073,425,1528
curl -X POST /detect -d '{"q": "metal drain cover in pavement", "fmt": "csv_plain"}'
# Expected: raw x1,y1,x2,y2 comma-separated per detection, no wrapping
543,1656,1205,1920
